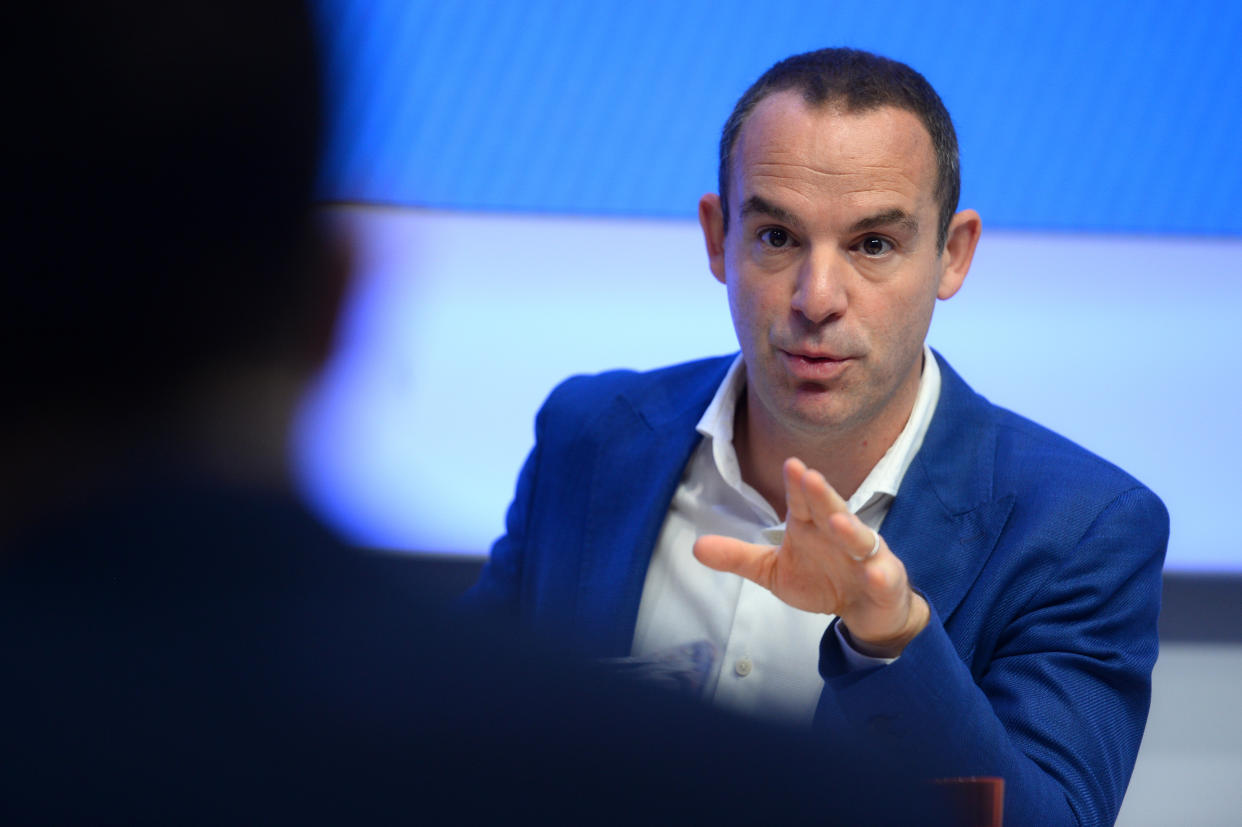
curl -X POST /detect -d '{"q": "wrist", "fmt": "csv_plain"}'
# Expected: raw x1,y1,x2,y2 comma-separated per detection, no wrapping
842,594,930,658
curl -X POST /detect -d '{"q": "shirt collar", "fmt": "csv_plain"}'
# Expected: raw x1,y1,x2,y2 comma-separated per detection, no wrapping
852,345,940,512
695,353,751,501
694,345,941,516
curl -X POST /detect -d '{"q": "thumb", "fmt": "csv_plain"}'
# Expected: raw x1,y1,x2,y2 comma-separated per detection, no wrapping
693,534,777,588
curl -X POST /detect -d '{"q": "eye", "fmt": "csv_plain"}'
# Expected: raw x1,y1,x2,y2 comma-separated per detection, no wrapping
858,235,893,256
759,228,793,249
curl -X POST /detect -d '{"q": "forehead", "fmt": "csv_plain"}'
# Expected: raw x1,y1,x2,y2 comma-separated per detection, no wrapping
730,92,938,219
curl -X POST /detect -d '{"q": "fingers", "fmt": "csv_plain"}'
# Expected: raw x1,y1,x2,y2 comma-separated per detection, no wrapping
825,511,884,562
783,458,812,523
842,516,881,562
797,463,882,563
693,534,776,589
799,466,849,527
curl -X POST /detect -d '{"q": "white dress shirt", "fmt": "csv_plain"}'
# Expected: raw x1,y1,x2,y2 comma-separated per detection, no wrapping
629,346,941,726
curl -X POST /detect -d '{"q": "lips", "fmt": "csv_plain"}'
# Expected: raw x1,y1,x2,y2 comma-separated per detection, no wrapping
779,348,853,382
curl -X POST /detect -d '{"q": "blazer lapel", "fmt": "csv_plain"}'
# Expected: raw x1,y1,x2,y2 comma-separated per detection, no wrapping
881,353,1014,638
574,357,734,656
883,465,1014,628
566,352,1010,657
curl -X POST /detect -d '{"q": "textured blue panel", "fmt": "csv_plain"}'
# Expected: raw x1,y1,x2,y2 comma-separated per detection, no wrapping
315,0,1242,234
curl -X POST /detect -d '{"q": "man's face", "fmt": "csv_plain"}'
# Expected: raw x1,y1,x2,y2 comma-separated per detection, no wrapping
700,92,974,445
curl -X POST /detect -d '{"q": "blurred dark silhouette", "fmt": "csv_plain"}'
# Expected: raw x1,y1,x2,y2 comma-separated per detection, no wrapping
0,5,985,824
0,4,918,825
3,3,336,526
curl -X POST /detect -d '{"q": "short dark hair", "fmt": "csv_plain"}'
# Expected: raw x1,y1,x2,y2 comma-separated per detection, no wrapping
717,48,960,250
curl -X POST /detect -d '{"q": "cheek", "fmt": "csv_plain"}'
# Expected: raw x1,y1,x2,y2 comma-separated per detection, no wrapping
872,283,937,357
724,280,752,338
725,273,776,342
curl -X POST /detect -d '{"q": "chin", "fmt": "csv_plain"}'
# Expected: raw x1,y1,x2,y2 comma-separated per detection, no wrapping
779,400,856,435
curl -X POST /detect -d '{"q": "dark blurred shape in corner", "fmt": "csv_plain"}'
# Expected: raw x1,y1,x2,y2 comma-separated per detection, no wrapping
0,5,928,825
2,2,339,527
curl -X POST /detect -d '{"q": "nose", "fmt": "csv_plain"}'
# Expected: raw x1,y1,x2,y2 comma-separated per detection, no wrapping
790,248,849,324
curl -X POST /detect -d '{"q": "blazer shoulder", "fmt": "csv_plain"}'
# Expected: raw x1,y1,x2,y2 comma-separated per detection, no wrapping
985,403,1166,527
929,353,1165,514
541,354,736,425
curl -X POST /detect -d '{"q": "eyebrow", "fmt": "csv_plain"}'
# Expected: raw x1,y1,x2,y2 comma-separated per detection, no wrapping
739,197,920,239
848,208,920,237
739,195,802,229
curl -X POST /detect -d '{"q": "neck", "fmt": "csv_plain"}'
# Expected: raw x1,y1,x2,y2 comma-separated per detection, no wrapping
735,361,923,519
179,360,307,492
1,361,308,546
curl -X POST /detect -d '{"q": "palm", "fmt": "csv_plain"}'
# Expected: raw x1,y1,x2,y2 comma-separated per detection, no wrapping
693,457,923,650
759,510,850,614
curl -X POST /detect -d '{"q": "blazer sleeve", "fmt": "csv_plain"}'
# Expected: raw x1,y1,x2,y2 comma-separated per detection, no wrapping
459,407,547,620
815,485,1168,827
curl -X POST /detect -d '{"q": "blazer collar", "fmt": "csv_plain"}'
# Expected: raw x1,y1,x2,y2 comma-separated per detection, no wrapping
571,351,1012,653
881,351,1014,627
575,356,735,655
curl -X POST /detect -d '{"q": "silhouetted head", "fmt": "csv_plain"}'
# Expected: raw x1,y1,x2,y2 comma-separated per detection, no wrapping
4,2,330,422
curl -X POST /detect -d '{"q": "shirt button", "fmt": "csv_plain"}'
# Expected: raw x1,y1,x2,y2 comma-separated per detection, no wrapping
734,656,753,677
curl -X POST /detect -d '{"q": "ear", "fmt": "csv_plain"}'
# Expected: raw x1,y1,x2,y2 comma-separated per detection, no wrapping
936,208,981,300
698,193,727,284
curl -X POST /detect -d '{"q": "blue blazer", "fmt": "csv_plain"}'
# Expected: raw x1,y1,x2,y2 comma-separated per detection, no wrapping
470,351,1168,827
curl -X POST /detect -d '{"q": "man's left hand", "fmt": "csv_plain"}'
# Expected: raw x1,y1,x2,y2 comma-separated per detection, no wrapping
693,457,929,658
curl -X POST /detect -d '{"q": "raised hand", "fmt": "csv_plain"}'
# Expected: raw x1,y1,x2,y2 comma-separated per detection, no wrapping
693,457,928,657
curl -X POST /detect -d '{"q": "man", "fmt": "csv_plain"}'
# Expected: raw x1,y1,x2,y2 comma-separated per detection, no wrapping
470,48,1168,826
1,12,928,825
